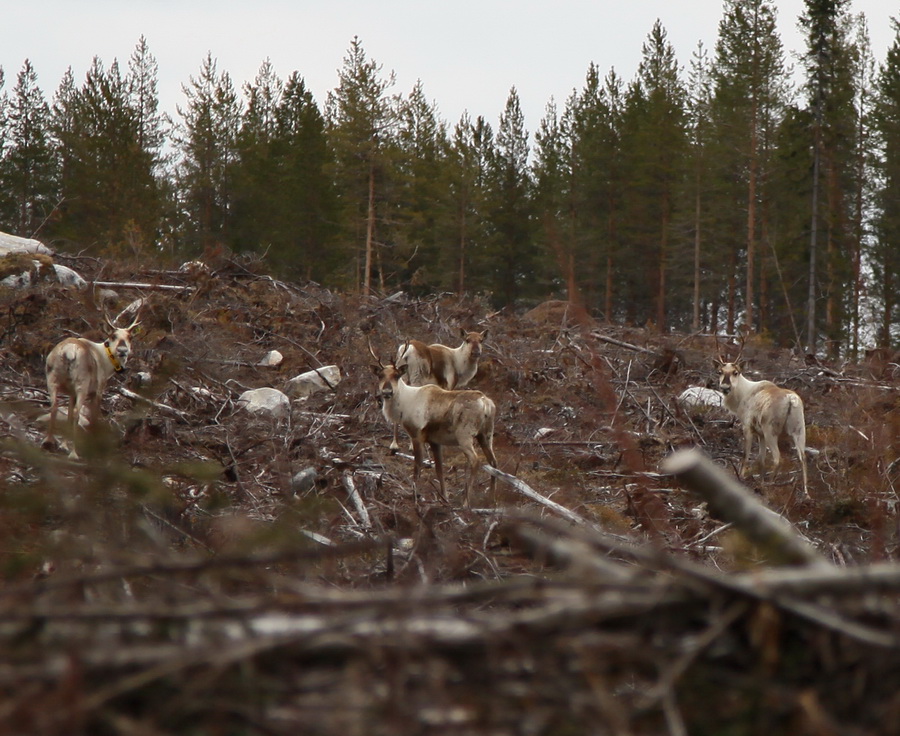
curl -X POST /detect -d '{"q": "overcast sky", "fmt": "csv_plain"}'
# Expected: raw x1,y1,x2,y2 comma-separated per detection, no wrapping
2,0,898,134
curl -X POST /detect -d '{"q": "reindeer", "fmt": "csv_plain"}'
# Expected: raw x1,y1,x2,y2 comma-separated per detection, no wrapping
45,314,141,458
370,348,497,507
396,329,488,390
389,328,487,451
714,342,809,497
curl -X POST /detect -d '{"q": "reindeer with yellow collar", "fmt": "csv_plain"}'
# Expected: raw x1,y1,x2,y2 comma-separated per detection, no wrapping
45,312,141,458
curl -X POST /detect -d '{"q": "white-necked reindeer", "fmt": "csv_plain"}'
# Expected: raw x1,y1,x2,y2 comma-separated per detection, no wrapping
371,348,497,507
45,314,141,458
715,342,809,497
390,328,487,451
396,328,488,390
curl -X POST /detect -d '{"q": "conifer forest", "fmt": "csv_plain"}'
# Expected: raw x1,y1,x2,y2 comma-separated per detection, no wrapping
0,0,898,351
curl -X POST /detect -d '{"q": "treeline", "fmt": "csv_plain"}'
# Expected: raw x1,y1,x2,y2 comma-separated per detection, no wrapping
0,0,897,353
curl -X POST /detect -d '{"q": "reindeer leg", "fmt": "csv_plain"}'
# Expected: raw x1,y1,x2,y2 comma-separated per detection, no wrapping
763,429,781,484
795,441,810,498
390,420,401,454
429,442,448,505
68,393,83,460
740,426,754,479
476,433,498,499
411,437,424,506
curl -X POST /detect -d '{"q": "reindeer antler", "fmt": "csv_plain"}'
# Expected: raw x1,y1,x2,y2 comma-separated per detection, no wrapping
714,334,726,365
367,338,384,368
735,331,746,365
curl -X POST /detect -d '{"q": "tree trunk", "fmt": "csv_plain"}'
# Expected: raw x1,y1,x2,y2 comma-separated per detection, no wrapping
807,124,821,354
363,162,376,297
693,173,701,333
746,103,758,333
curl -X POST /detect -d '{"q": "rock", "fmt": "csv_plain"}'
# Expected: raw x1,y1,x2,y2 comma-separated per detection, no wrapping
285,365,341,398
259,350,284,367
291,467,318,494
52,264,87,288
677,386,724,411
236,387,291,420
0,230,52,255
0,259,86,289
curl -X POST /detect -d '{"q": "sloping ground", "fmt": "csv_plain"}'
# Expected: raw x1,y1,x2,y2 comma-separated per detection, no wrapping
0,252,898,734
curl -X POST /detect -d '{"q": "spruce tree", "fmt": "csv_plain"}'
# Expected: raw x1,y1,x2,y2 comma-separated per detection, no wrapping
0,60,57,236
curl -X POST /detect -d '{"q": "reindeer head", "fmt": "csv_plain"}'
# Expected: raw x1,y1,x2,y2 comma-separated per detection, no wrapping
714,333,745,395
715,360,743,396
368,339,408,403
371,362,407,403
461,328,488,358
103,315,141,371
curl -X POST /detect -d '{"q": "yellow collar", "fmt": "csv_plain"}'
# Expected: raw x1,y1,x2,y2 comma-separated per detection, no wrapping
105,344,123,372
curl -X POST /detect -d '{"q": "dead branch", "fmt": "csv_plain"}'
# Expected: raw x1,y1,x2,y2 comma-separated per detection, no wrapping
591,331,657,355
484,465,588,525
92,280,193,292
341,471,372,528
661,448,828,568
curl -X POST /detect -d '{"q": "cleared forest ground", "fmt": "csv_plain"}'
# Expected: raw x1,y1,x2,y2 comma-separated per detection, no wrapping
0,252,898,735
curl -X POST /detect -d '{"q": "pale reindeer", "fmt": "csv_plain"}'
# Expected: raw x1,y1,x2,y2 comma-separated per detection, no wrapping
715,342,809,497
389,328,488,451
45,314,141,458
370,347,498,507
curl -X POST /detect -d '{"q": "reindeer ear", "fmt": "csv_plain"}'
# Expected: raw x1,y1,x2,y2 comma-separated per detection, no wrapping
370,364,382,375
460,327,467,339
397,364,408,377
481,329,489,341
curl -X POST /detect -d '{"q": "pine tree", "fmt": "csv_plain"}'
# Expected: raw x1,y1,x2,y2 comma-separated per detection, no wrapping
532,97,571,299
176,52,242,253
710,0,789,337
872,18,900,348
393,80,448,293
0,60,57,236
483,87,536,305
800,0,856,354
687,43,714,332
51,55,160,252
620,21,689,329
325,36,397,295
445,112,491,292
230,59,284,259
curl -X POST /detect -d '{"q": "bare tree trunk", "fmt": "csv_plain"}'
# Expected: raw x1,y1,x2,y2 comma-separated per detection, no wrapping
363,162,376,297
656,198,669,330
693,175,701,333
458,203,466,292
746,106,758,333
807,125,821,354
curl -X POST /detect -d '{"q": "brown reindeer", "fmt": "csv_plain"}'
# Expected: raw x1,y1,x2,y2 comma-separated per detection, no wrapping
371,351,497,507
